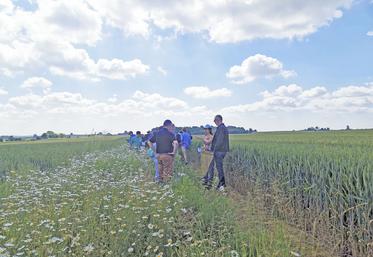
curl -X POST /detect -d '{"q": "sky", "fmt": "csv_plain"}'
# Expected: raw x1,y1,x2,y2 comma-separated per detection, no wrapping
0,0,373,135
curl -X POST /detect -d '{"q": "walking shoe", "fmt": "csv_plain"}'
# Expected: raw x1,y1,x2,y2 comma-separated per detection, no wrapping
217,186,225,192
205,183,212,190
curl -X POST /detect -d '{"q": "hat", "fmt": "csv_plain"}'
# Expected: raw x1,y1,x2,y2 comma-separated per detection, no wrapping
203,124,212,129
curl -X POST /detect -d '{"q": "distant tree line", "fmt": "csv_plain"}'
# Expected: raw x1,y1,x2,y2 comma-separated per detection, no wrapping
136,125,257,135
0,136,22,142
1,125,256,143
304,126,330,132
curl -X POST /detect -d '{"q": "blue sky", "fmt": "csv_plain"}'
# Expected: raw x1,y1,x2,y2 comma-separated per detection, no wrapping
0,0,373,135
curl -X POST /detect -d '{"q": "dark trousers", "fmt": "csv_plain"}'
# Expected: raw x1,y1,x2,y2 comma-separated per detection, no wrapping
204,151,226,187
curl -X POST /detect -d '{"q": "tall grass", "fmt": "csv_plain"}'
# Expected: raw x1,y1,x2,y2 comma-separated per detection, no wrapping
0,136,123,177
0,136,124,198
225,130,373,256
0,138,300,257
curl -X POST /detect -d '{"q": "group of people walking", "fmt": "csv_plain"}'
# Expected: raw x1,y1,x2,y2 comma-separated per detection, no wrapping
128,114,230,191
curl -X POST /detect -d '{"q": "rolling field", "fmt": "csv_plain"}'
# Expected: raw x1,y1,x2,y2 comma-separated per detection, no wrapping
1,131,372,256
0,137,301,257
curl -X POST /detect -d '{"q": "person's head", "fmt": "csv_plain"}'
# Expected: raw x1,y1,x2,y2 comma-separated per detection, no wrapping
204,124,213,135
163,119,174,132
145,142,151,149
171,123,176,133
136,131,141,137
214,115,223,126
128,131,133,136
182,127,187,132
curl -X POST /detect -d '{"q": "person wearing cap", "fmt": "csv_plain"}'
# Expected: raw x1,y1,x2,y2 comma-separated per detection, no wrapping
180,128,192,165
203,124,213,152
202,115,230,191
149,120,178,183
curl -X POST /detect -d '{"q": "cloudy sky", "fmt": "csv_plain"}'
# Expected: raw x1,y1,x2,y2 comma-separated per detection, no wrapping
0,0,373,135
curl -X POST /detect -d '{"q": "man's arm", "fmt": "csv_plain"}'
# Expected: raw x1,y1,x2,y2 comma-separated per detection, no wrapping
213,127,224,151
170,140,178,155
148,134,156,149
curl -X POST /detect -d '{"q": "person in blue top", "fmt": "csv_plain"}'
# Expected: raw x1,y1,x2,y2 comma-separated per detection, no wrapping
145,142,160,182
131,131,143,150
181,128,192,165
128,131,136,147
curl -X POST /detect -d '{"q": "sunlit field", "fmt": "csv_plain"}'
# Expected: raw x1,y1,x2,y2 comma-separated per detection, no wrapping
225,130,373,256
0,137,300,257
1,131,372,256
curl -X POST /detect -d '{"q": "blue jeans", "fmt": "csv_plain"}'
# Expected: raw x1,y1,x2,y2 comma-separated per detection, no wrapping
152,157,160,181
204,151,226,187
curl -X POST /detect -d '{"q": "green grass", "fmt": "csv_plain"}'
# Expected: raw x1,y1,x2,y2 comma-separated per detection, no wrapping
0,136,124,199
230,129,373,147
2,131,371,256
0,136,124,176
0,138,301,257
224,130,373,256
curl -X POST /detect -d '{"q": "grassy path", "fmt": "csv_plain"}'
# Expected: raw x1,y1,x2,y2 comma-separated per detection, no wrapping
1,144,330,256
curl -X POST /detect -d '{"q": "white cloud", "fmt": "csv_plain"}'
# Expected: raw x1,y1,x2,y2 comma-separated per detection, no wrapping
0,0,351,82
157,66,167,76
4,89,201,118
1,84,372,134
108,94,118,103
226,54,296,84
300,86,328,98
89,0,150,37
0,39,149,81
332,85,373,97
0,88,217,134
96,59,149,80
0,68,13,77
132,91,188,109
0,0,13,13
21,77,53,90
367,31,373,36
0,1,149,81
89,0,352,43
0,87,8,96
184,86,232,99
221,83,373,114
29,0,102,46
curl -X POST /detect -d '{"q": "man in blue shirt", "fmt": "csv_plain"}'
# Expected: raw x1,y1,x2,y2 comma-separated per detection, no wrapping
202,115,229,192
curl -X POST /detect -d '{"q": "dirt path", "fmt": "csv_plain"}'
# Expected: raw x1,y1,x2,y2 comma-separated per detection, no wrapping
188,151,335,257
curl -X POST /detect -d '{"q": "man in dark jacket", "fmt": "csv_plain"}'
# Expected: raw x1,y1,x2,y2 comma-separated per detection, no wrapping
202,115,229,191
149,120,178,183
